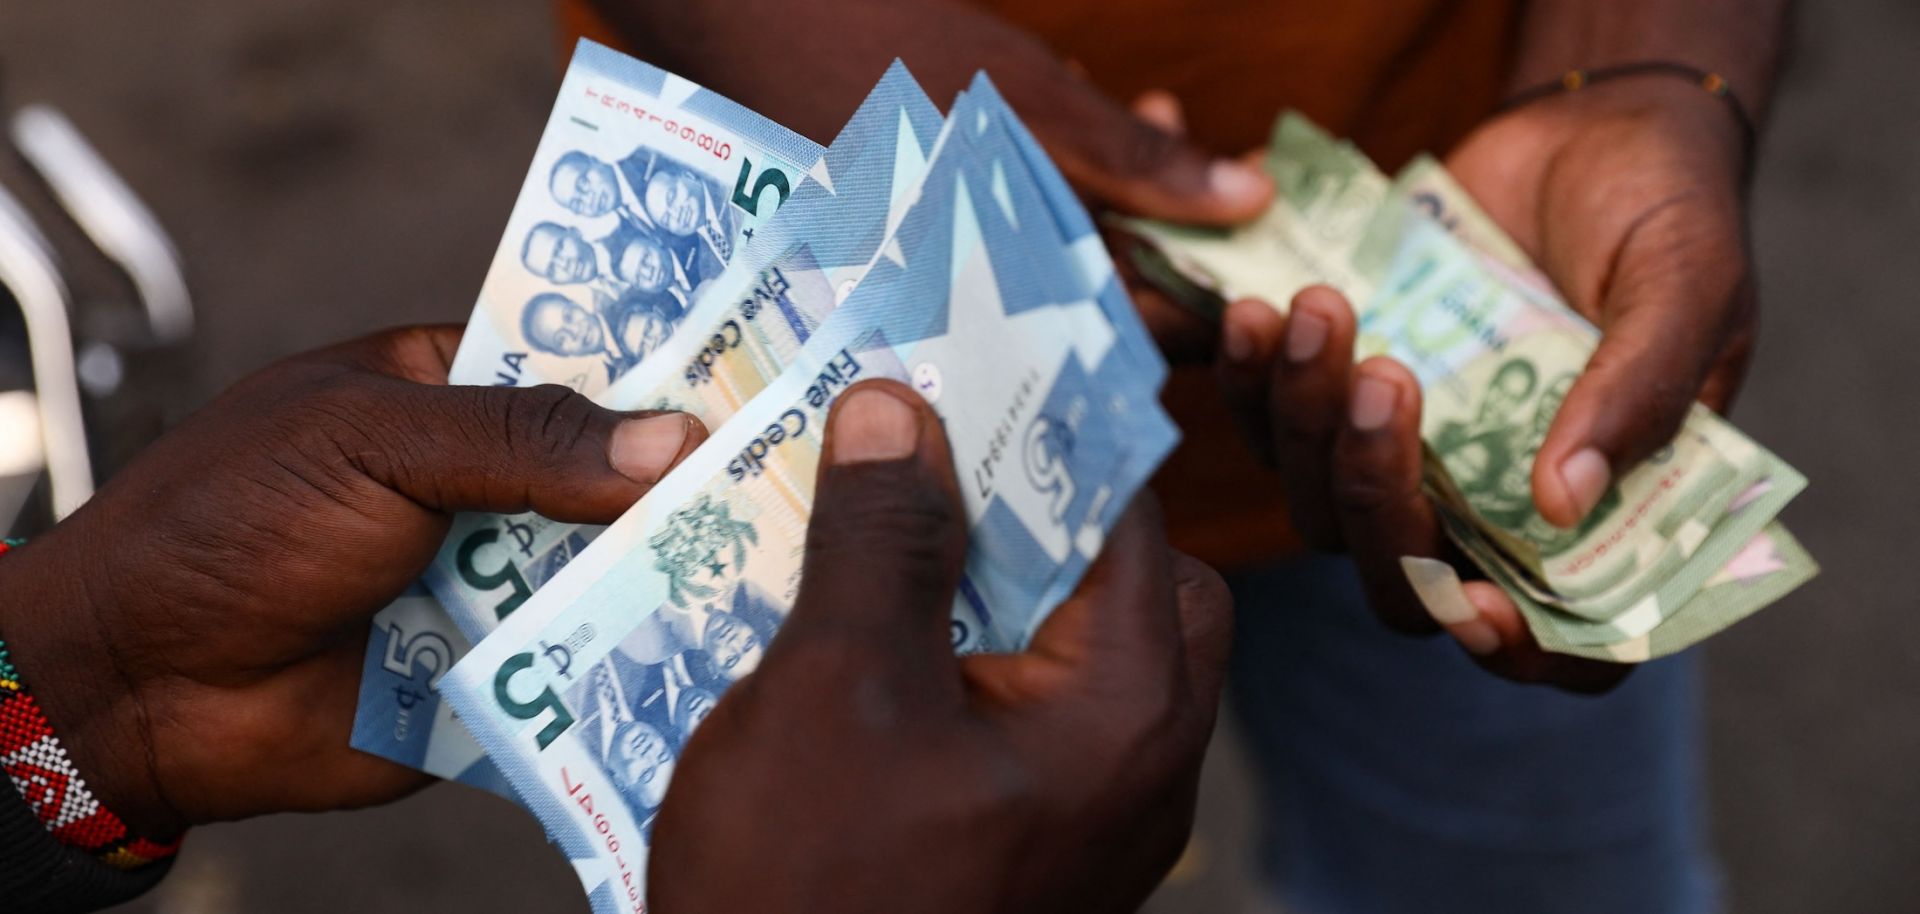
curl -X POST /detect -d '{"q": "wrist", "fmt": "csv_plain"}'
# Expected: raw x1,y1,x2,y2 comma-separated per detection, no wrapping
1503,0,1785,118
0,529,182,838
1506,74,1752,186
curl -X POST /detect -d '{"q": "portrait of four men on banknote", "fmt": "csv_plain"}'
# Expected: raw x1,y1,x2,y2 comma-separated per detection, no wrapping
518,144,737,381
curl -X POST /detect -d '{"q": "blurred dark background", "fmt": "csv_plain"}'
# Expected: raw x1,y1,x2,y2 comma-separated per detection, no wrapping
1,1,1914,911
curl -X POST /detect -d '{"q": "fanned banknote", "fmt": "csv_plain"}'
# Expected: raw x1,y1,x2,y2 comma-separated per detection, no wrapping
1367,212,1813,652
354,54,945,784
448,39,822,400
426,58,946,643
1362,209,1797,607
1123,111,1815,659
958,74,1177,609
436,87,1174,912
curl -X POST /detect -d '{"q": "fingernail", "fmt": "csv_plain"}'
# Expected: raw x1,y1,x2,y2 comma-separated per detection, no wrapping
609,414,691,484
1558,448,1611,520
1400,556,1499,657
1454,585,1510,657
1349,374,1396,431
831,388,919,465
1448,617,1502,657
1285,309,1328,363
1222,317,1254,364
1208,159,1270,203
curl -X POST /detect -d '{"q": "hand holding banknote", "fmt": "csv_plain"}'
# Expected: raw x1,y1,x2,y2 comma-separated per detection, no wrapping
1444,76,1757,527
1212,80,1758,688
1219,288,1630,692
0,326,704,836
650,381,1233,914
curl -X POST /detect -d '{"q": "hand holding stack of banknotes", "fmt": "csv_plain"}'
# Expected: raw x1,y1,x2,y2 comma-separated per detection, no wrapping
347,42,1813,914
1123,113,1815,664
353,41,1177,912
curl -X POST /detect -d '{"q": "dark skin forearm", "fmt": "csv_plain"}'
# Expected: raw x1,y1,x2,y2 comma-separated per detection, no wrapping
584,0,1278,361
585,0,1058,142
1509,0,1790,123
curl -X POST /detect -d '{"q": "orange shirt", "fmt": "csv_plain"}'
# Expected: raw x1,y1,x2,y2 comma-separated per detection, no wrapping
557,0,1517,568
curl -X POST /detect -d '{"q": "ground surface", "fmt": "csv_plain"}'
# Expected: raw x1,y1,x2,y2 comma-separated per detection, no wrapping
1,2,1914,911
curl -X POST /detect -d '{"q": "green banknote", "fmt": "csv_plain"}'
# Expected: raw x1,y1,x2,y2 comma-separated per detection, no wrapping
1427,511,1817,661
1365,209,1782,616
1381,150,1813,624
1117,113,1387,317
1124,110,1815,659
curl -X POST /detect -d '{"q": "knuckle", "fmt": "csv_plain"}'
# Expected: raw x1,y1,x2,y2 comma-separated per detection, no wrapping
808,470,961,573
266,371,421,491
1175,554,1236,640
1128,689,1190,754
352,326,427,372
941,739,1041,827
494,384,599,471
286,372,387,452
1174,550,1229,602
284,326,436,381
1097,121,1188,184
356,326,452,382
1075,680,1192,772
1270,383,1343,444
1074,696,1194,814
1331,470,1416,517
1275,422,1337,465
1621,385,1692,440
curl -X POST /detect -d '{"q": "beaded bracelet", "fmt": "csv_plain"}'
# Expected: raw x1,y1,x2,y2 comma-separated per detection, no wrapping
1501,60,1757,167
0,539,182,869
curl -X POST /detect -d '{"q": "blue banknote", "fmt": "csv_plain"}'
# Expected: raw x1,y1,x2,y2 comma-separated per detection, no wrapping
955,76,1179,611
424,60,946,643
353,57,945,782
351,584,516,800
448,38,821,400
437,87,1176,912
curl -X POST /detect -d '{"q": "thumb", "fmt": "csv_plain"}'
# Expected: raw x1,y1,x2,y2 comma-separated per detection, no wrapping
1171,551,1234,715
354,381,706,524
1530,206,1749,528
1035,85,1271,225
778,380,967,692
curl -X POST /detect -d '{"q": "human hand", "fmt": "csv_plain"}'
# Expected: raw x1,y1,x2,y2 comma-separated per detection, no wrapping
650,380,1234,914
1218,288,1629,692
1444,77,1756,528
1212,77,1753,689
1443,79,1756,673
0,326,706,836
594,0,1273,360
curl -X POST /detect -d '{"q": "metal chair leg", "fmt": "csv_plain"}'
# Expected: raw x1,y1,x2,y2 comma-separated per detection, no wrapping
12,105,193,344
0,182,92,519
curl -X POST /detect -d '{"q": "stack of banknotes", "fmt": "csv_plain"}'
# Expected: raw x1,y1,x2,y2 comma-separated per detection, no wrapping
350,41,1177,912
1123,112,1816,664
